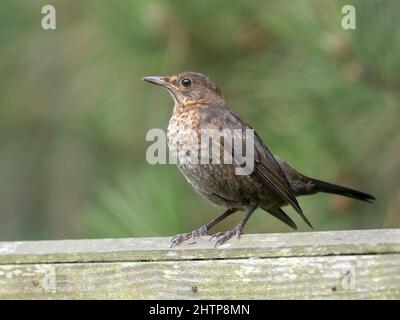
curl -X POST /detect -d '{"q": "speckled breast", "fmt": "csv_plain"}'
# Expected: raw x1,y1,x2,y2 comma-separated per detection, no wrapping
167,108,257,209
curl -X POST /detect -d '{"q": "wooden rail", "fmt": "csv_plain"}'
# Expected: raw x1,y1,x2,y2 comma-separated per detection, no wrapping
0,229,399,299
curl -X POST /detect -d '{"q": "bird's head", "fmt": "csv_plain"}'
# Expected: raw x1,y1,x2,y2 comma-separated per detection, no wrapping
142,71,224,108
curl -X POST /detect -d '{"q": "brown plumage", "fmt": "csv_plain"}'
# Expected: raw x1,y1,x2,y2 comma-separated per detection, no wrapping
143,71,375,247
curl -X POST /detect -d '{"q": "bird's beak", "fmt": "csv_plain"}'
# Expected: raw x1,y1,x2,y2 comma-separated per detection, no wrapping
142,76,170,88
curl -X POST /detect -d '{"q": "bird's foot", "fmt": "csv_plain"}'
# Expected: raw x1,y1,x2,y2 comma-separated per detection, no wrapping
210,227,242,247
170,225,210,247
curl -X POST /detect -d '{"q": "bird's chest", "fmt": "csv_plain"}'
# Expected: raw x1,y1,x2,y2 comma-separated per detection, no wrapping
167,109,240,203
167,110,204,186
167,109,201,158
168,109,216,175
167,108,225,167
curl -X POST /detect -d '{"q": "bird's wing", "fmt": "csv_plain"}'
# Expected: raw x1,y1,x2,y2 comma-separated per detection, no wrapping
203,107,312,228
265,208,297,230
252,131,312,228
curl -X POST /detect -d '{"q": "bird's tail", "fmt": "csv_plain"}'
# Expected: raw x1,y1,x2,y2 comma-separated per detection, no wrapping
309,178,375,203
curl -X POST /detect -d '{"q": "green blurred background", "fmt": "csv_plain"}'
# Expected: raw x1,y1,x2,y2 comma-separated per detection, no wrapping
0,0,398,241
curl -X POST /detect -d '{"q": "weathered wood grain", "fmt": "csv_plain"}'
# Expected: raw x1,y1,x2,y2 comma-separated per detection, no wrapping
0,229,399,264
0,229,399,299
0,254,399,299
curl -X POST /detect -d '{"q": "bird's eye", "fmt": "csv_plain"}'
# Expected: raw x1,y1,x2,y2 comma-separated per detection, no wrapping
181,78,192,87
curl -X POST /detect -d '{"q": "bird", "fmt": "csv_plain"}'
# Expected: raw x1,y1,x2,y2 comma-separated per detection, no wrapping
142,71,375,247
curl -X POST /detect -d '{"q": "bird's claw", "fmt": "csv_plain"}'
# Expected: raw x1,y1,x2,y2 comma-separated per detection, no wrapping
212,228,242,247
170,225,210,247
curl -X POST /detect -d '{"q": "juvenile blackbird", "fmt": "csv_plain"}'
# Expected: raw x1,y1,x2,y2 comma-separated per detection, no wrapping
143,71,375,247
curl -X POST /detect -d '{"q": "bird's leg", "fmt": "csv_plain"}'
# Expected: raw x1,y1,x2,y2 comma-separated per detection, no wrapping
211,206,257,247
170,208,237,247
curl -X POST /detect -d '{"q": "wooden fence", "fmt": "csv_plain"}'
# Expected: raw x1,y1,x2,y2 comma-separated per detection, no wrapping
0,229,399,299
